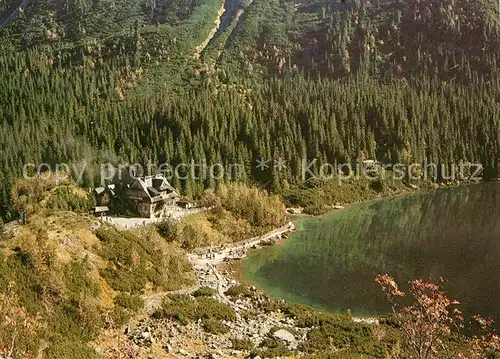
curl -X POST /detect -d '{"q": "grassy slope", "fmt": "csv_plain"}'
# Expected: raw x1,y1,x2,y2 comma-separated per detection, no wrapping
0,209,195,357
0,179,287,356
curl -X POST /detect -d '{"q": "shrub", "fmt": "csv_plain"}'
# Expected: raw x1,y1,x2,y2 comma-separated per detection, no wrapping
110,293,144,327
0,283,42,358
49,299,102,343
303,204,329,216
44,340,100,359
375,274,500,359
179,222,208,250
225,284,253,298
155,294,196,324
0,241,103,357
209,209,253,240
283,176,406,211
211,183,286,229
46,187,94,213
64,260,100,300
193,286,216,297
259,299,395,356
203,319,229,334
177,213,225,248
196,296,236,322
271,301,351,328
156,218,179,242
156,294,235,324
298,320,396,356
199,188,221,209
10,178,51,216
109,306,132,328
96,228,168,293
231,338,254,351
114,293,144,312
254,337,290,357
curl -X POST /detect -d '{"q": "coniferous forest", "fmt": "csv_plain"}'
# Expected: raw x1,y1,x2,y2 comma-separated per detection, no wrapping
1,0,499,220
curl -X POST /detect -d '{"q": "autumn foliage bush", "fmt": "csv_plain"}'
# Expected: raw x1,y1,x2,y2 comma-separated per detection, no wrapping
206,183,286,230
158,183,288,248
375,274,500,359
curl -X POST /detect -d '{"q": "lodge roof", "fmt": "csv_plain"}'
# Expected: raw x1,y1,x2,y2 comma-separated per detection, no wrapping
130,174,179,202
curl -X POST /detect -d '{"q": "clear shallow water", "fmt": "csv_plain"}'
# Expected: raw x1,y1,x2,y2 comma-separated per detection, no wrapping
244,183,500,325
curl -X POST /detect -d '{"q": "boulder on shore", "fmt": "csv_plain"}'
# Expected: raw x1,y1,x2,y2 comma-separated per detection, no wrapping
273,329,296,343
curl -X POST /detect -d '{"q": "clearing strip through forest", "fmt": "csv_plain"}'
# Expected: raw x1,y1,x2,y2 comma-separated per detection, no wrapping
193,0,226,59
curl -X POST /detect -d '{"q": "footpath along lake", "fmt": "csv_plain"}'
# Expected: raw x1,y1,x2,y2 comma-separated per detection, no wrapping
243,183,500,326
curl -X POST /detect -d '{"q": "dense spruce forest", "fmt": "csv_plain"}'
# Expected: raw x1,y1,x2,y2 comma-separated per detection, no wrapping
1,0,499,220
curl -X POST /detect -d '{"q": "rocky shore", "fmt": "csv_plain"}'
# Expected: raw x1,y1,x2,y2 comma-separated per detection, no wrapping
100,222,379,358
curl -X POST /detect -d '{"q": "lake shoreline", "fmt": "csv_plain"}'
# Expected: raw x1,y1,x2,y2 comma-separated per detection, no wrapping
122,180,497,357
232,180,494,321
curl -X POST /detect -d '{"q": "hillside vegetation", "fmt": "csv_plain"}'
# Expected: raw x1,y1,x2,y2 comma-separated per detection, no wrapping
0,204,194,357
0,0,498,356
157,182,286,249
1,0,499,221
219,0,500,80
0,177,291,356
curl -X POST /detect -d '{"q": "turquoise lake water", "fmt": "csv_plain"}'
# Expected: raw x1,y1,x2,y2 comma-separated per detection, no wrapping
244,183,500,325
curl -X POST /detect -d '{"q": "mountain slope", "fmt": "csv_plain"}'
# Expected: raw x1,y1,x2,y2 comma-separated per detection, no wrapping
214,0,500,81
0,0,499,221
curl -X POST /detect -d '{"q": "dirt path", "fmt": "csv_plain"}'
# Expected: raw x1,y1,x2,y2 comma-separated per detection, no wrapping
193,223,293,258
187,223,293,310
144,223,294,314
103,208,201,229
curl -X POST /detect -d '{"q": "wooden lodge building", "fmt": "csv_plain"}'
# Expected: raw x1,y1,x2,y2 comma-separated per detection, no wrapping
123,175,180,218
93,173,181,218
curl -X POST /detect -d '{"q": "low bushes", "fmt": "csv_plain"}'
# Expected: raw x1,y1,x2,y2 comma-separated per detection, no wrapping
0,238,104,357
203,319,230,334
282,176,410,211
161,213,225,249
252,337,290,357
46,187,95,213
155,294,235,325
298,321,395,355
43,340,100,359
110,293,144,327
97,227,194,293
114,293,144,311
258,299,402,357
224,284,253,298
156,218,179,242
302,203,330,216
64,260,101,300
231,338,254,351
212,183,286,230
193,286,216,297
97,228,169,293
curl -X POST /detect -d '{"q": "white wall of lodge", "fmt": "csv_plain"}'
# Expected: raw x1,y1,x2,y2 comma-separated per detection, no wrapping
125,189,179,218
